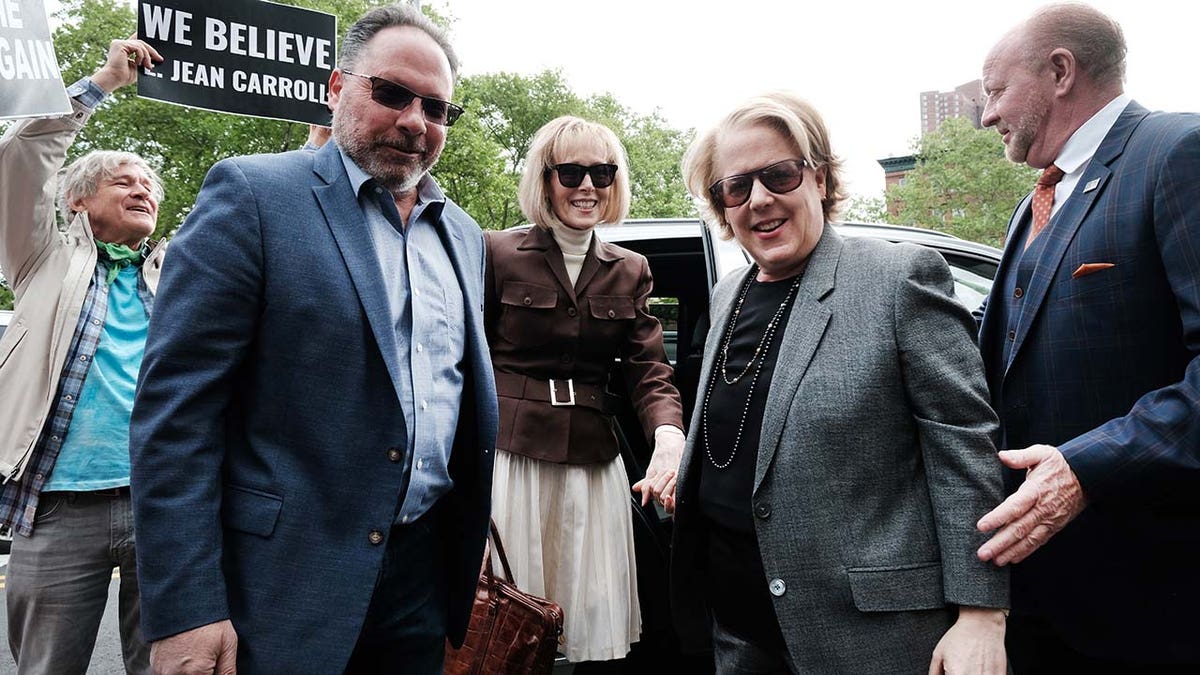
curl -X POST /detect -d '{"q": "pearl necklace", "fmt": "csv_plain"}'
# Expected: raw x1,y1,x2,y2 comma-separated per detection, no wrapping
703,267,803,469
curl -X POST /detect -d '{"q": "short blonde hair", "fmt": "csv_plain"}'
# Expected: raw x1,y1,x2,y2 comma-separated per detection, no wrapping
518,116,631,229
681,91,845,240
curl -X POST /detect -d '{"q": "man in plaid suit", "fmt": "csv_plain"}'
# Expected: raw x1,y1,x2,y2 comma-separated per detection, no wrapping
975,3,1200,672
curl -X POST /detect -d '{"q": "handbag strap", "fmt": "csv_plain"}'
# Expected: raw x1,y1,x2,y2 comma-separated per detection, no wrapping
488,519,516,584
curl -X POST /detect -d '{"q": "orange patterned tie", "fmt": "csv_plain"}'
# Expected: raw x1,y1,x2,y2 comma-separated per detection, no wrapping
1025,164,1065,249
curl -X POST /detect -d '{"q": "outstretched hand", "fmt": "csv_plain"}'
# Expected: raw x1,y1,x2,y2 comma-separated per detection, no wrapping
976,444,1087,565
92,36,162,94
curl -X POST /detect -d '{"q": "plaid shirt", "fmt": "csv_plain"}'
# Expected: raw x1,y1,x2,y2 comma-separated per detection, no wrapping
0,79,155,536
0,264,155,536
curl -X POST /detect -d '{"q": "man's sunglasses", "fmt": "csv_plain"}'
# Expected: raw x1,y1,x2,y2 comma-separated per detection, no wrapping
341,70,464,127
708,159,809,208
545,163,619,189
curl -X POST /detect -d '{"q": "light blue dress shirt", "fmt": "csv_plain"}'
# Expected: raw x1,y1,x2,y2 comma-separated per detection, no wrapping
339,149,465,524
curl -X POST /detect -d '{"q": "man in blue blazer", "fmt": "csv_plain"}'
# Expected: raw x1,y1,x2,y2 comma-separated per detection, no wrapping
129,6,497,674
975,3,1200,672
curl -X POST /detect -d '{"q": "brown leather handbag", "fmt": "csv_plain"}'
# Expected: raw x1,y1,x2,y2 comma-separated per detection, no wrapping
444,521,564,675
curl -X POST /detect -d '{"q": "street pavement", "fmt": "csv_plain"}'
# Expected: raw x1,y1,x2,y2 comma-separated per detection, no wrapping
0,557,127,674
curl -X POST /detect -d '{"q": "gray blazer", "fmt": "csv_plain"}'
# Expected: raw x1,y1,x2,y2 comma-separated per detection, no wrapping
671,226,1008,674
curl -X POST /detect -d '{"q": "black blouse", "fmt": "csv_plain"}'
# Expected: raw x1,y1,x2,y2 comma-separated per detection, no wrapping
697,270,800,646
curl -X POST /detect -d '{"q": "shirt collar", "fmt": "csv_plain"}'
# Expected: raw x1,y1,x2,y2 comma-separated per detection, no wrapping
336,144,447,206
1054,93,1131,176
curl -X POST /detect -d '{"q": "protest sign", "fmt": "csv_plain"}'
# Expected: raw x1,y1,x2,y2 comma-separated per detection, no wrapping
137,0,335,126
0,0,71,120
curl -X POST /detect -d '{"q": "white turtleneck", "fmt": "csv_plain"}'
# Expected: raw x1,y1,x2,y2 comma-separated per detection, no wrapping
548,222,594,286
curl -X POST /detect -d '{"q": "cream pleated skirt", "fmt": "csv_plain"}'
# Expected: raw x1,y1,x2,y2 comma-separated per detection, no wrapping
490,448,641,662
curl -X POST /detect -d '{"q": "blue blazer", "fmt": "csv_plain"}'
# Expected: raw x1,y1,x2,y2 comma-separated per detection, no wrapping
130,142,498,673
979,101,1200,661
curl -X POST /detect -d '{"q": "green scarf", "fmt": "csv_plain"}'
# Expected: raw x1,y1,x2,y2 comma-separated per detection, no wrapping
96,240,146,285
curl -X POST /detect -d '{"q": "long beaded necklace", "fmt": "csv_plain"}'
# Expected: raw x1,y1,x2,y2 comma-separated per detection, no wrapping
703,266,803,469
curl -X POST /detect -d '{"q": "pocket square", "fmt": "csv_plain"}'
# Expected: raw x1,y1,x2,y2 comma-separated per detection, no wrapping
1072,262,1115,279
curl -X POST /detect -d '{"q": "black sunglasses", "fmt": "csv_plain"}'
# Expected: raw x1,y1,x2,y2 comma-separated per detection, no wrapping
545,163,619,189
708,159,809,208
341,69,464,127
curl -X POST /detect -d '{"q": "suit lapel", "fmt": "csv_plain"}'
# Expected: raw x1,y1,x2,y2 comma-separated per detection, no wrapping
575,235,623,295
311,145,406,398
754,228,837,493
1008,103,1148,370
574,239,603,295
521,226,577,299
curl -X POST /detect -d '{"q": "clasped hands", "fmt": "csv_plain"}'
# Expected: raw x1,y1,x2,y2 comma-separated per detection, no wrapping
632,425,685,514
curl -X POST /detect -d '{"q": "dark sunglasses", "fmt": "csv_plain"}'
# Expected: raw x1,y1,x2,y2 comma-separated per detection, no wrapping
545,163,619,189
341,69,464,126
708,158,809,208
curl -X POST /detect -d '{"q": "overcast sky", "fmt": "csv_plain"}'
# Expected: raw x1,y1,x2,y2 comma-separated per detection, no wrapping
440,0,1200,198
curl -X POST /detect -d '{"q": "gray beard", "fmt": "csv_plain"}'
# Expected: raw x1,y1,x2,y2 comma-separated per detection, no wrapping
333,126,431,194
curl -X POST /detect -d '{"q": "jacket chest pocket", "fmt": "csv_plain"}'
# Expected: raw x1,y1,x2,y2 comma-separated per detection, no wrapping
587,295,636,341
499,281,560,347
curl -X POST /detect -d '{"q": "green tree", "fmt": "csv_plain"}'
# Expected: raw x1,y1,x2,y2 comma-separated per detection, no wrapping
887,118,1037,247
0,277,13,311
841,195,888,223
450,72,693,229
620,108,694,219
4,1,691,238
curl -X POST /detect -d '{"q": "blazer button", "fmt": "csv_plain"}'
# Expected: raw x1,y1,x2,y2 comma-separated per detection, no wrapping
387,448,402,463
368,530,385,545
754,502,771,519
1013,287,1024,299
1007,330,1016,341
607,309,616,318
769,579,786,597
567,307,577,317
523,297,532,306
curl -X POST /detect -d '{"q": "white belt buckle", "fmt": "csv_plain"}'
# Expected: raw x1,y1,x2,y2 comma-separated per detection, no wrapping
549,378,576,406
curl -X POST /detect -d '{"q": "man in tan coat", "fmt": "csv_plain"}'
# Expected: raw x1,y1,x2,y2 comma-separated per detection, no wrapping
0,37,164,674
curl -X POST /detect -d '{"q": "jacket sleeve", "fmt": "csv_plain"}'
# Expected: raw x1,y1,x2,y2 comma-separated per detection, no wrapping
894,245,1009,609
129,157,265,642
0,99,91,293
1060,124,1200,501
619,255,684,442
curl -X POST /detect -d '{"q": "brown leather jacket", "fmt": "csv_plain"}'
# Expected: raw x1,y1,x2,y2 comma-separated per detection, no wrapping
484,226,683,464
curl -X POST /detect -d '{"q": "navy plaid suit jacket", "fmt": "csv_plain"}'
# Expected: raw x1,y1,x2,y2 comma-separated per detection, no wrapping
979,101,1200,662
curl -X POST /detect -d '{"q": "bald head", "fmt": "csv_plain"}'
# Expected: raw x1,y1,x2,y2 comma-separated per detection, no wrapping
1019,3,1127,91
980,3,1128,168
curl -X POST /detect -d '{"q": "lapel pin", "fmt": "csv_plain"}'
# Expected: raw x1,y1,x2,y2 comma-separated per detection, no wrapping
1083,178,1101,193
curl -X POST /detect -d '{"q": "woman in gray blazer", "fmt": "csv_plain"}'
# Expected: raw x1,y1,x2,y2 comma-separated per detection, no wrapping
670,91,1009,674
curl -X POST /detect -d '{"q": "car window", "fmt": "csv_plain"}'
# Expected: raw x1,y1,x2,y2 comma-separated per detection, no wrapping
948,266,992,311
647,298,679,363
939,252,997,312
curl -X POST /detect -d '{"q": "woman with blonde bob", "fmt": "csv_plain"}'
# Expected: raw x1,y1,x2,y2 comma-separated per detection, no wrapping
670,92,1010,674
483,116,685,669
